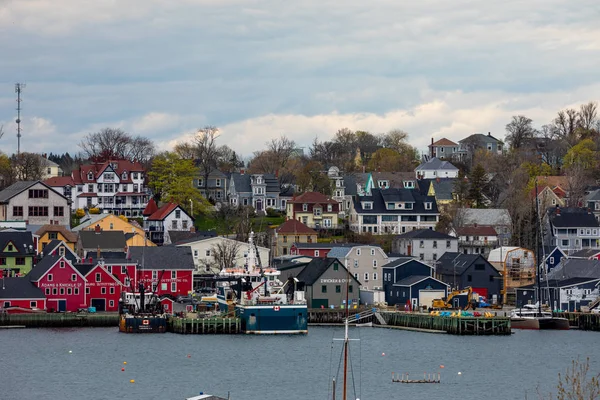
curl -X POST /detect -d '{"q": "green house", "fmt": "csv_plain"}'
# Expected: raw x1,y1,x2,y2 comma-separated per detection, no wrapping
0,231,36,276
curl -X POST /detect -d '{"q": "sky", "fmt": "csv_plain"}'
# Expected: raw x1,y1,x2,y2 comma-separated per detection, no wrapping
1,0,599,159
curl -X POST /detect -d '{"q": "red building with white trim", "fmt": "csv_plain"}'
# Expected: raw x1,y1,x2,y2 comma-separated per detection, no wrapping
29,255,86,312
0,277,47,313
129,246,194,297
76,263,122,312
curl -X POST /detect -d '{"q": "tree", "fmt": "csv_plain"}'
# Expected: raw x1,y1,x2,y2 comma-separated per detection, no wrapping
296,161,331,194
147,152,211,216
0,153,14,190
173,142,196,160
367,148,403,172
355,131,380,165
79,128,155,163
199,240,241,273
11,152,45,181
467,164,487,208
577,102,598,134
194,126,221,193
552,108,580,147
563,139,596,170
535,357,600,400
380,129,409,152
212,203,244,235
216,145,244,173
505,115,536,150
453,172,470,207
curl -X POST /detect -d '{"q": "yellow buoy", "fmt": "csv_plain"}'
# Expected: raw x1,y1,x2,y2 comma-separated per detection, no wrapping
123,362,127,365
130,379,135,383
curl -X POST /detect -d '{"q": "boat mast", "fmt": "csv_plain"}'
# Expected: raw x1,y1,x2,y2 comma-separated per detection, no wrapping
534,179,542,316
342,260,350,400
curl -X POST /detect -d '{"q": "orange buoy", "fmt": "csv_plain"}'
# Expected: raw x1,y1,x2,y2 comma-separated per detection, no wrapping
121,368,125,372
187,354,191,358
440,365,445,369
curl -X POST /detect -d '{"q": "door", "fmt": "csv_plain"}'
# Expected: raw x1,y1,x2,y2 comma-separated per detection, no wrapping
256,199,263,211
312,299,329,309
91,299,106,312
411,298,418,311
58,300,67,312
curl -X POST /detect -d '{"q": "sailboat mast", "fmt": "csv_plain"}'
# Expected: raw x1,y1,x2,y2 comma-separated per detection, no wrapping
342,260,350,400
534,179,542,316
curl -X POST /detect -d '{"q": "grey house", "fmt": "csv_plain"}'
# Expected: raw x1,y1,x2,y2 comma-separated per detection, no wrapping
457,208,512,246
457,132,504,161
327,245,389,290
392,229,458,265
228,172,280,212
435,252,502,304
415,157,459,180
194,169,229,205
428,138,460,159
77,230,127,259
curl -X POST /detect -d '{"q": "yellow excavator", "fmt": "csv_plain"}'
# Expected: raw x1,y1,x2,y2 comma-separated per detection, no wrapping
432,287,476,310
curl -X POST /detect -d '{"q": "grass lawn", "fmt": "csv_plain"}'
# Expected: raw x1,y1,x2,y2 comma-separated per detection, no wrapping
195,216,218,231
252,215,285,231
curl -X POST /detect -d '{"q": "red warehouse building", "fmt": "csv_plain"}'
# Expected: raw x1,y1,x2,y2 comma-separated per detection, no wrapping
128,246,194,296
0,277,47,313
75,262,122,312
29,255,86,312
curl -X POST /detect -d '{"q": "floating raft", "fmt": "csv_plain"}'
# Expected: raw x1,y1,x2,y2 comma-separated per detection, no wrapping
392,372,441,383
170,316,241,334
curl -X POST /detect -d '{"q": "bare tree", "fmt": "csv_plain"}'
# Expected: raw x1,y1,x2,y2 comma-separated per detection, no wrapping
505,115,536,150
199,240,241,273
553,108,579,147
564,163,590,208
0,125,4,140
578,102,598,132
173,142,196,160
194,126,221,199
534,357,600,400
79,128,155,163
235,206,254,243
11,152,45,181
216,145,243,173
266,136,296,169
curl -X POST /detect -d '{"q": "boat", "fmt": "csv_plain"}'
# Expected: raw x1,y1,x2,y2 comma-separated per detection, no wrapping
510,304,569,330
509,181,569,331
216,232,308,334
186,393,229,400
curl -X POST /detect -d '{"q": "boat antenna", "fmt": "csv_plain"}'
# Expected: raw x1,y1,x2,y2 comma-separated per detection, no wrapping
534,178,542,316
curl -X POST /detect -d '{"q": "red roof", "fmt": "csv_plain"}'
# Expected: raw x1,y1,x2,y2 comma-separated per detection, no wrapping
77,193,98,198
72,159,145,184
289,192,337,204
143,198,158,216
455,225,497,236
45,176,74,187
148,203,178,221
430,138,458,147
277,219,318,235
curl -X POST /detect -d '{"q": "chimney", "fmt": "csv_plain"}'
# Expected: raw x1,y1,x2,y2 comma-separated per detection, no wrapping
240,169,245,175
94,224,101,233
488,132,491,136
88,257,92,264
275,169,279,178
556,206,561,216
431,138,434,145
474,223,478,228
436,177,440,183
377,167,381,173
97,246,101,259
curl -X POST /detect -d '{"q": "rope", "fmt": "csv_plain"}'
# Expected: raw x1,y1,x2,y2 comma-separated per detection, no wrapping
348,341,357,399
328,328,336,399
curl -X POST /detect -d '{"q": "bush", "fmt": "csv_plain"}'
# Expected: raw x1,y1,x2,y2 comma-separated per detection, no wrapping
266,208,281,218
118,215,128,222
75,209,85,218
89,207,101,214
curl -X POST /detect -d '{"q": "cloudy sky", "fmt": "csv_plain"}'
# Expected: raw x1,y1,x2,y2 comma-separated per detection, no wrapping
1,0,599,158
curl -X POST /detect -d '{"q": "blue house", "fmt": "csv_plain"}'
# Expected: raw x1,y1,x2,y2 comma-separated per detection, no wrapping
542,246,566,273
540,259,600,311
382,257,448,310
435,253,502,305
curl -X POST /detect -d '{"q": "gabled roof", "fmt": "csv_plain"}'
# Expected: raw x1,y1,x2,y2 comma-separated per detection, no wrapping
395,229,455,240
371,172,416,190
168,230,217,245
455,225,497,236
547,259,600,281
45,176,75,187
459,208,512,226
430,138,458,147
536,176,568,190
296,258,358,286
393,275,431,286
0,277,46,300
35,224,77,243
0,231,35,256
42,240,80,261
549,209,598,228
568,248,600,259
72,214,107,231
381,257,422,270
127,246,195,270
421,178,456,201
436,252,497,276
276,219,317,235
73,263,122,284
0,180,67,203
230,172,280,194
79,231,127,250
143,198,159,216
292,242,357,249
459,133,501,145
71,160,144,185
148,203,178,221
289,192,338,204
415,157,459,172
353,189,438,215
28,255,84,282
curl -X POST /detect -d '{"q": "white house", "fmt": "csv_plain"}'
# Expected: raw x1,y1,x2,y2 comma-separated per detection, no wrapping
0,181,70,226
143,201,195,246
415,157,459,179
392,229,458,265
176,236,270,273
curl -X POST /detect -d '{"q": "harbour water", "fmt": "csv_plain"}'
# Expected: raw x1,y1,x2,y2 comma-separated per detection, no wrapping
1,326,597,400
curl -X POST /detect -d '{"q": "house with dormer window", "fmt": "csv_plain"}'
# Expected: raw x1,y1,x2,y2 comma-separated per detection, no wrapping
228,171,281,212
349,188,439,235
548,207,600,254
193,169,229,205
143,202,195,246
0,181,70,226
415,157,459,179
286,192,339,229
45,159,148,217
0,231,36,276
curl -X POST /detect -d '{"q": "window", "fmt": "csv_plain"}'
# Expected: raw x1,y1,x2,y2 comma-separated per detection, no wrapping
446,240,451,248
182,220,188,229
12,206,23,217
405,203,413,210
60,288,65,295
349,285,353,293
327,204,332,212
490,275,495,282
101,287,106,294
96,273,101,282
363,202,373,210
364,273,369,281
49,232,58,240
354,273,359,280
419,254,424,261
171,282,176,292
467,275,472,282
28,189,48,198
71,274,76,281
354,260,358,268
45,288,50,295
15,258,25,265
60,261,65,268
205,250,211,257
419,240,424,248
302,204,308,212
550,257,555,265
321,285,327,293
172,220,178,229
336,285,341,293
424,202,432,210
562,239,569,247
216,179,221,187
86,287,90,294
52,288,57,295
433,253,437,261
110,223,114,229
109,300,114,307
356,249,361,256
88,184,93,193
48,274,53,282
372,272,378,281
333,262,338,270
28,206,49,216
314,250,320,257
175,210,181,218
373,260,377,267
74,288,79,295
0,258,5,265
370,248,375,256
3,301,9,308
67,288,72,295
110,287,115,294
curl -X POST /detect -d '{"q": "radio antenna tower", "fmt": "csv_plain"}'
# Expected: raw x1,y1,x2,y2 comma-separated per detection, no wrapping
15,83,26,155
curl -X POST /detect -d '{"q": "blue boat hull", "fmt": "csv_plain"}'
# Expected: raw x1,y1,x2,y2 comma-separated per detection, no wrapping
237,305,308,334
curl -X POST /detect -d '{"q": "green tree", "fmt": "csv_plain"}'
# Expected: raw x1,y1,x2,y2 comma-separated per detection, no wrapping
367,148,402,172
296,161,331,194
563,138,596,169
148,152,211,216
453,172,470,207
467,164,487,208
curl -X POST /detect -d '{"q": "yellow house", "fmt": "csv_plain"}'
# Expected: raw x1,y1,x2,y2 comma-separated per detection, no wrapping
427,178,455,208
79,214,156,247
35,225,78,254
286,192,340,230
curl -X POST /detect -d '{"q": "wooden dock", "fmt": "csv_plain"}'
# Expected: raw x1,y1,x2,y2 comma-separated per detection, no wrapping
308,308,374,325
392,372,441,384
553,312,600,331
0,312,119,328
170,316,241,334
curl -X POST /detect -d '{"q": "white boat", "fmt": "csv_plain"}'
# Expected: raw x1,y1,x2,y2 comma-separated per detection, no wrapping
186,394,229,400
510,304,569,330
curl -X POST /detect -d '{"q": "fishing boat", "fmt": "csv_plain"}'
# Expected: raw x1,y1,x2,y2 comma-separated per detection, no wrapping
216,232,307,334
510,181,569,331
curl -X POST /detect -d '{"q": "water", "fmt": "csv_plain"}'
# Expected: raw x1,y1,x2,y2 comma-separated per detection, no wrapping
0,326,597,400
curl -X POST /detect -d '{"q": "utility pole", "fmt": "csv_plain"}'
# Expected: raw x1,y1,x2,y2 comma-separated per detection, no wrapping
15,83,26,155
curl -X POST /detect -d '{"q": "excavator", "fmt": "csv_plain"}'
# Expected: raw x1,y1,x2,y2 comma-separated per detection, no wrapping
432,287,478,310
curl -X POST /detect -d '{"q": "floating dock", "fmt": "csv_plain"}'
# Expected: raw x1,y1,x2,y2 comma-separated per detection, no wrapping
553,312,600,331
392,372,441,383
0,312,119,328
170,316,241,334
377,311,511,335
